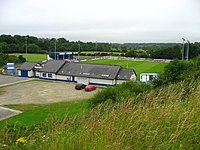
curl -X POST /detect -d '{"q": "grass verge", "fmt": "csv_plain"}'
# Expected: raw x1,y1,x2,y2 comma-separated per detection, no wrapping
0,100,89,127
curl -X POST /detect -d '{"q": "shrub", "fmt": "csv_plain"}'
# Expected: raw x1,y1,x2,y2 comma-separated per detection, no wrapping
153,59,189,87
90,81,152,107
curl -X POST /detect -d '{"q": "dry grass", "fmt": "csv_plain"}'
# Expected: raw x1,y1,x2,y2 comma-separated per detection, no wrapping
1,79,200,149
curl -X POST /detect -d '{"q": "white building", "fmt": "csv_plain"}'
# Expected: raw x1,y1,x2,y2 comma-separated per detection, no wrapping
18,62,42,77
57,63,124,86
140,73,158,82
38,60,66,80
18,60,137,86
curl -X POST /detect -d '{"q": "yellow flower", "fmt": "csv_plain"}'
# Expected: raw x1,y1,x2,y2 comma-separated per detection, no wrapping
16,137,27,145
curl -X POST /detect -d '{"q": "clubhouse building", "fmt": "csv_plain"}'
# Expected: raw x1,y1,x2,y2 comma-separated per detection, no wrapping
18,60,137,86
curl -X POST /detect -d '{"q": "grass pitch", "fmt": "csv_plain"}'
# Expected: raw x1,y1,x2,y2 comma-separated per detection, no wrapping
86,59,167,77
10,53,47,62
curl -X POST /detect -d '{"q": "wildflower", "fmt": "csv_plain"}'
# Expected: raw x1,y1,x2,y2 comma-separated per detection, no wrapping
16,137,27,145
0,143,7,147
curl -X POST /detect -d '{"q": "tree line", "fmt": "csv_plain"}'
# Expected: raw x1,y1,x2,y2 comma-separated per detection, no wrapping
0,34,200,59
0,34,112,54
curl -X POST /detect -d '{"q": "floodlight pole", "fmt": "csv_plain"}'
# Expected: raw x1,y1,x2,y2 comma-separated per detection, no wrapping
182,38,185,61
186,40,190,62
95,41,97,59
55,39,57,60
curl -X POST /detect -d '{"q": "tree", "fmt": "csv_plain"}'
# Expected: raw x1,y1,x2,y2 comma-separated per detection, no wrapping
28,44,42,53
153,59,189,87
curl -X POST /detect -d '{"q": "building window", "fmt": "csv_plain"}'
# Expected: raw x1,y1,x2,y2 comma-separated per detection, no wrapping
42,73,47,77
48,73,53,78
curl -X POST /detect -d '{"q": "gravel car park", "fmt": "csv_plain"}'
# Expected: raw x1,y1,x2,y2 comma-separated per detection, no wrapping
0,75,31,86
0,80,99,105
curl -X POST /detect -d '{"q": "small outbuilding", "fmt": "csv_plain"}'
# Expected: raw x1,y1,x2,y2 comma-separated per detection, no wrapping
18,62,42,77
140,73,158,82
116,68,137,84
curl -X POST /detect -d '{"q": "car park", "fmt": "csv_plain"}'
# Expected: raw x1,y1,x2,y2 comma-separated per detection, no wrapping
75,83,86,90
85,85,96,91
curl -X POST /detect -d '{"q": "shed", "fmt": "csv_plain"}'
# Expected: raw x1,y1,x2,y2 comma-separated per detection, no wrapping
7,63,15,70
140,73,158,82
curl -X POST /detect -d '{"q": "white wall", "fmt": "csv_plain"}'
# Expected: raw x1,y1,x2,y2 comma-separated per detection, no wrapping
35,71,40,77
75,77,90,84
116,80,127,84
56,75,72,81
74,77,115,85
18,70,21,76
140,74,158,82
89,78,115,85
140,75,148,82
130,74,136,81
39,72,56,79
28,70,34,77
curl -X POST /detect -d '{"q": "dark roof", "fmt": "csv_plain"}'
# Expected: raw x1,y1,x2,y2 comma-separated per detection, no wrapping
57,63,121,79
116,68,136,80
39,60,66,73
18,62,38,71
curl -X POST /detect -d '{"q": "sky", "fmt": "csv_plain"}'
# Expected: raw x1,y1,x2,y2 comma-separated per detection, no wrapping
0,0,200,43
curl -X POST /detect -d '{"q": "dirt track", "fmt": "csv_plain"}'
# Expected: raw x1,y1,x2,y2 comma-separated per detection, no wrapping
0,80,98,105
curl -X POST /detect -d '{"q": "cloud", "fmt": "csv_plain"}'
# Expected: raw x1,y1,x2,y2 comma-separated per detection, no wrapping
0,0,200,42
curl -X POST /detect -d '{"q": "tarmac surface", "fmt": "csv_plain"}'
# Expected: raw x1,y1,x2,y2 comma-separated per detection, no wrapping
0,75,31,87
0,75,28,121
0,79,98,105
0,75,98,121
0,106,22,121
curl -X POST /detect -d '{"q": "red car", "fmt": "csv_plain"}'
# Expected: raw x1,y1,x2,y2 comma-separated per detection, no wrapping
85,85,96,91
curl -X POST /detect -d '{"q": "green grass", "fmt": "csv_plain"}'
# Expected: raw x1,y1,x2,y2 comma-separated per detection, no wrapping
1,79,199,149
10,53,47,62
86,59,167,77
0,100,89,126
0,58,199,149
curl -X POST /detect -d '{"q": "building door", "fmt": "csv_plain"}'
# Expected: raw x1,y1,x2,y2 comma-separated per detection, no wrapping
21,70,28,77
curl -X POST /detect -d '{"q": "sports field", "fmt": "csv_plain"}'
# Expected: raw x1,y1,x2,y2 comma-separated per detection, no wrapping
10,53,167,76
10,53,47,62
86,59,167,77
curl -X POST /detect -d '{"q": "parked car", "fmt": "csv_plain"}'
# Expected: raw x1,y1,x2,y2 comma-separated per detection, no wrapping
75,83,86,90
85,85,96,91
